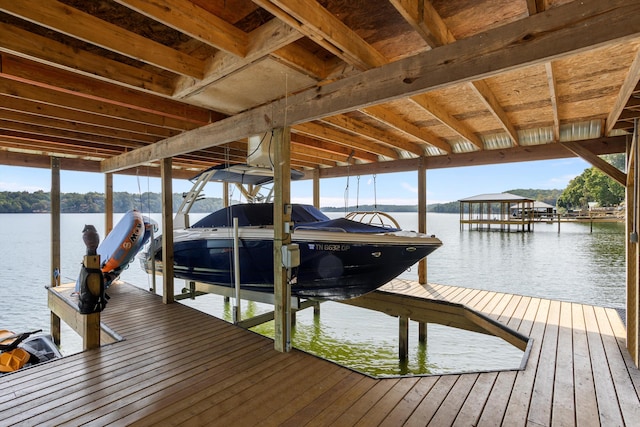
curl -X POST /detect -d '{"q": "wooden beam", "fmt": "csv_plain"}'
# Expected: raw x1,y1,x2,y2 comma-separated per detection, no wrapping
295,122,400,159
545,61,561,142
360,105,451,153
320,115,425,156
606,49,640,135
114,0,248,57
0,22,174,95
306,135,627,179
0,0,204,78
389,0,456,47
561,141,627,185
391,0,519,148
102,0,640,172
469,80,520,146
0,55,213,125
253,0,386,70
410,93,484,149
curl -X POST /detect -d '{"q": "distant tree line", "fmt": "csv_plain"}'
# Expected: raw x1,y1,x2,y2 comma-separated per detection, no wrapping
0,191,225,213
556,154,625,210
0,154,626,214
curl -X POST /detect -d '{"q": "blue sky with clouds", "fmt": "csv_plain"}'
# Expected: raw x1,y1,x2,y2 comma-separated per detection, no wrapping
0,157,590,206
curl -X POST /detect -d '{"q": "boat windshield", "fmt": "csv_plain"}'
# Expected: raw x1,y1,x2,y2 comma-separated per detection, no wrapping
192,203,330,228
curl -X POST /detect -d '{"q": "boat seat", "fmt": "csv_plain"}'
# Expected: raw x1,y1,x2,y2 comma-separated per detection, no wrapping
0,348,31,372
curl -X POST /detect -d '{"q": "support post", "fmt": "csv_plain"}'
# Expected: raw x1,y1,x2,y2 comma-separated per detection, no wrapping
105,173,114,234
50,157,61,345
418,322,427,344
161,158,175,304
627,124,640,367
399,316,409,361
273,127,292,352
313,168,320,209
418,158,427,284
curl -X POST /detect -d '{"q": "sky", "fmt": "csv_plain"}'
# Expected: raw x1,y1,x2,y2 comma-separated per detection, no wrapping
0,157,590,206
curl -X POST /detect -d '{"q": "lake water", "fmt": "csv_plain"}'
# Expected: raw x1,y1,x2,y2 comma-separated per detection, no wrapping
0,212,626,376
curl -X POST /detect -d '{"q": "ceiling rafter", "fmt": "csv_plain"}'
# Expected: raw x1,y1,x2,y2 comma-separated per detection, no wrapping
0,112,159,145
359,105,451,153
252,0,387,70
291,133,378,163
391,0,520,146
545,62,561,142
320,115,425,157
527,0,549,15
114,0,248,57
295,122,399,159
388,0,456,47
0,74,197,131
410,93,484,149
0,21,174,96
1,54,213,125
0,95,180,139
254,0,453,154
0,0,205,78
606,49,640,135
100,0,640,173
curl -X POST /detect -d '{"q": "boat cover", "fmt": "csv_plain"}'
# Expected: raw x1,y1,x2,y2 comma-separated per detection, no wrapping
192,204,398,233
192,204,329,228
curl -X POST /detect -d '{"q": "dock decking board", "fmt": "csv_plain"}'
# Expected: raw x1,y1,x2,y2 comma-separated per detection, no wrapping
1,279,638,426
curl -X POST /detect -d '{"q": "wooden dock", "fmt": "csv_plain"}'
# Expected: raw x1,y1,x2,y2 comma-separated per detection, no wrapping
1,280,639,426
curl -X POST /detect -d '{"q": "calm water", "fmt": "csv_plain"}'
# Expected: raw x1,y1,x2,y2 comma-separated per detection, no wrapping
0,212,626,376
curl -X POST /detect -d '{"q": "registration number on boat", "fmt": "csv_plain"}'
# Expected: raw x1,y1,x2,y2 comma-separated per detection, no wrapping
309,243,350,251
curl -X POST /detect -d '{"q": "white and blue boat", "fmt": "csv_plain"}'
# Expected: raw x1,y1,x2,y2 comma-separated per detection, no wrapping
142,165,442,300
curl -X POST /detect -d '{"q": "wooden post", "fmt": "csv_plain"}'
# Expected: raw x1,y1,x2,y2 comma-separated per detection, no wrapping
105,173,113,234
50,157,61,345
161,158,175,304
223,182,229,207
418,322,427,344
273,127,292,352
399,316,409,361
313,168,320,208
82,254,101,350
418,158,427,285
628,129,640,367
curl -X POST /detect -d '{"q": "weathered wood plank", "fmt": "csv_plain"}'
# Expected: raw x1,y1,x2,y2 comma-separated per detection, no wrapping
571,302,599,427
583,304,625,425
551,301,576,427
354,377,420,426
528,299,561,426
427,373,480,426
497,297,550,425
301,376,379,426
330,379,400,425
404,374,460,426
593,306,640,426
378,376,439,426
452,372,499,427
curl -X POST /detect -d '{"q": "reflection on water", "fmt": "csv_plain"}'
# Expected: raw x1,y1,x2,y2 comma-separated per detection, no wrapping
0,212,626,376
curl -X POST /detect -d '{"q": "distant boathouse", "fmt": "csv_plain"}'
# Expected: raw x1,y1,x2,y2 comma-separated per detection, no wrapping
459,193,544,232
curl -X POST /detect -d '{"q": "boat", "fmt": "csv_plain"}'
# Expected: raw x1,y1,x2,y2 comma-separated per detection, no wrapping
0,330,62,374
142,164,442,300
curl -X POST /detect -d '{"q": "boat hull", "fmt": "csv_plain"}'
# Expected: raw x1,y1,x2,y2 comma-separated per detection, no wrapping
149,228,440,300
